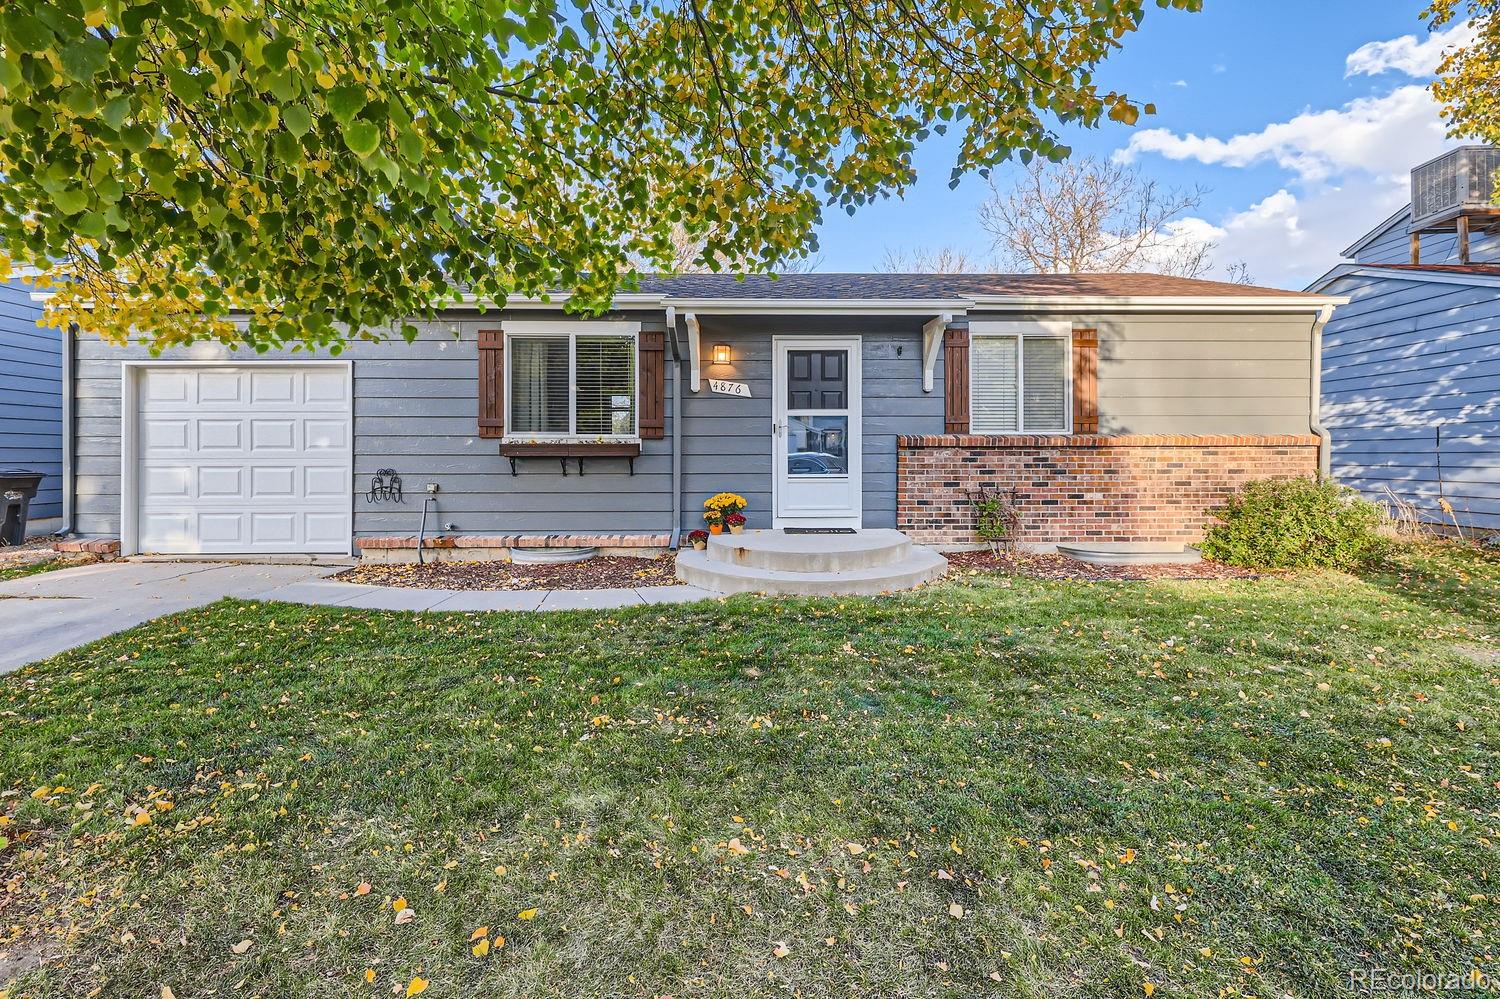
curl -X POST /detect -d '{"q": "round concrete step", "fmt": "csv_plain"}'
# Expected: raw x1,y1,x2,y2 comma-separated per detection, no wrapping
706,529,911,572
677,546,947,596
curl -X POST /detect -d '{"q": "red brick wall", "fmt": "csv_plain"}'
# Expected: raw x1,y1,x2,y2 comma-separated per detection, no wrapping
896,434,1321,547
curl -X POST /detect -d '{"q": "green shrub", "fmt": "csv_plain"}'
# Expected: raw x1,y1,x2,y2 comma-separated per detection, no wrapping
1200,477,1387,570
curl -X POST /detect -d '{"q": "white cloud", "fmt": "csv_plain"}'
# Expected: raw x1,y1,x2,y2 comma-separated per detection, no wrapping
1111,19,1472,288
1345,19,1475,77
1115,85,1450,183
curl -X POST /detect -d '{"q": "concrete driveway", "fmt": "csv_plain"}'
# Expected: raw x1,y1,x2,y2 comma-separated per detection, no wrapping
0,560,337,673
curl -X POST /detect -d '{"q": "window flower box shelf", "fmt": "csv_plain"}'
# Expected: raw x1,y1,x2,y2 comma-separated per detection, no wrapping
498,441,641,476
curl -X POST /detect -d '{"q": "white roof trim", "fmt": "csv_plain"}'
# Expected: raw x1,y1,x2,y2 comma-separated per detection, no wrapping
1315,265,1500,292
968,295,1345,312
499,319,641,335
1341,204,1412,259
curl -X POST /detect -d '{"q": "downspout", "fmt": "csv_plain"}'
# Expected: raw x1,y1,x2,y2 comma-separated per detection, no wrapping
665,306,683,549
1310,303,1335,479
60,321,77,536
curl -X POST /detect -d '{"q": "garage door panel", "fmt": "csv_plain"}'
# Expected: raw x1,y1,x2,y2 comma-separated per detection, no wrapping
135,366,350,554
306,512,350,546
198,466,246,499
197,371,244,404
144,371,192,404
197,419,243,451
143,419,190,451
305,370,349,405
304,466,347,499
304,419,348,451
249,465,297,499
144,465,191,500
251,371,299,405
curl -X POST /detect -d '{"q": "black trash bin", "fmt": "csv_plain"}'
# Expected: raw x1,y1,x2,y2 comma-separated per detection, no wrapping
0,470,45,546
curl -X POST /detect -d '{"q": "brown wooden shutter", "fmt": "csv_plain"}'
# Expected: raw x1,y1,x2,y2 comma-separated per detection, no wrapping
943,326,969,434
478,328,505,438
637,330,666,439
1072,327,1099,434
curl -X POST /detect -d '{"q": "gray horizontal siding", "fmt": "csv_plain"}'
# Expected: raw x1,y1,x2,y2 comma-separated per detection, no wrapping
69,305,1321,543
71,316,677,538
1322,272,1500,530
0,281,59,522
678,318,943,530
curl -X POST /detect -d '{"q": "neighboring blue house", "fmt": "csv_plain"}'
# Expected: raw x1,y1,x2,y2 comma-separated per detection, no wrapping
0,279,61,533
1310,146,1500,534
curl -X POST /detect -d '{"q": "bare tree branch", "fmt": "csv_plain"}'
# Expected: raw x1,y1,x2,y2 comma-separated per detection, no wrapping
977,156,1216,277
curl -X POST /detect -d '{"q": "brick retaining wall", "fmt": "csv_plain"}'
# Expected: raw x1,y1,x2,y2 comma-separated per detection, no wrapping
896,434,1321,547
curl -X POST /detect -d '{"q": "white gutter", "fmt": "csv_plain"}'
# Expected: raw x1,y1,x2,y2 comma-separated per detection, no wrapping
969,295,1347,313
1310,303,1336,478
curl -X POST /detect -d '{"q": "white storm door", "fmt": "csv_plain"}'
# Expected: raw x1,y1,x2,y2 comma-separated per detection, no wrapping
133,365,352,554
772,337,862,528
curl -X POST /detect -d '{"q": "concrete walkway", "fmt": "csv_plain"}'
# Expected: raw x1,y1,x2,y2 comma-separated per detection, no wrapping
0,560,724,674
0,560,336,673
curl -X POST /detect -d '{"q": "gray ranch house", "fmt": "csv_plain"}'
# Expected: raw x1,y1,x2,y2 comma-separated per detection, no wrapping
1311,146,1500,533
53,272,1342,564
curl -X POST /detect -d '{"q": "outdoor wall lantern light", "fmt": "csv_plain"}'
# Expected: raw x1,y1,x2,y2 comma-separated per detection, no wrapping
711,342,732,365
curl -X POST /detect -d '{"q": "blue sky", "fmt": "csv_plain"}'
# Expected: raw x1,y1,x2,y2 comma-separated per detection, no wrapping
812,1,1465,288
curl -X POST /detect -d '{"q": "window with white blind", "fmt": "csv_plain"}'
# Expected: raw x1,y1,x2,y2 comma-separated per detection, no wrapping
504,323,638,439
969,322,1071,434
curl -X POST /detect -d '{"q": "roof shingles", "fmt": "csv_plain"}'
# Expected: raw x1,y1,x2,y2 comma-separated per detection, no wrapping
624,272,1320,300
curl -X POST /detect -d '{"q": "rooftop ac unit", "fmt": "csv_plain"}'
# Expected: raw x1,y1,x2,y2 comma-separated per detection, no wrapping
1410,145,1500,230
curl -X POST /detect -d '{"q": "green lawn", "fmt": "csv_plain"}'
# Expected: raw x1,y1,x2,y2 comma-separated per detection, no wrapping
2,543,1497,999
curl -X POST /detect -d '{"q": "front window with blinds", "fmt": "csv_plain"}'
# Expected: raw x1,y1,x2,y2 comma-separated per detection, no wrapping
507,330,637,439
970,329,1070,433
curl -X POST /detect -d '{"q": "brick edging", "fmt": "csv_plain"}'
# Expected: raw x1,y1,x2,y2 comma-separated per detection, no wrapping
898,433,1321,448
54,539,121,555
356,533,672,550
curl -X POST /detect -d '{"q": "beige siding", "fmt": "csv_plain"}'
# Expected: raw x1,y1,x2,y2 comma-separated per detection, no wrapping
970,310,1316,436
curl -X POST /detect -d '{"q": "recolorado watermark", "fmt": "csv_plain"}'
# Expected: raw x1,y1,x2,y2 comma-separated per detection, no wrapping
1347,967,1496,994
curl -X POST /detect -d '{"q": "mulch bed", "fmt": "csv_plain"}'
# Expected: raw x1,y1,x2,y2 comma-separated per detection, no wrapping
944,548,1260,581
334,555,683,591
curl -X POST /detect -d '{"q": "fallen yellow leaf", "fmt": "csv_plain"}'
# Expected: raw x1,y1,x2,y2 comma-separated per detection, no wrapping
406,977,429,996
517,908,538,921
1143,982,1156,996
364,968,375,983
471,939,490,958
469,927,489,941
845,842,865,855
392,897,408,912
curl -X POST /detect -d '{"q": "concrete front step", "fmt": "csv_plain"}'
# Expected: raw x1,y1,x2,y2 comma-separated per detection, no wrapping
706,528,912,572
1055,542,1203,566
676,546,948,596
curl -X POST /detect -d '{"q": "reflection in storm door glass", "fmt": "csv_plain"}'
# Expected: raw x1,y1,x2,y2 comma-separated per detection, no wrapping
787,415,849,475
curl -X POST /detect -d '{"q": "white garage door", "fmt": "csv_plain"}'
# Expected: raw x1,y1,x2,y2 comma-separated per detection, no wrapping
134,365,352,554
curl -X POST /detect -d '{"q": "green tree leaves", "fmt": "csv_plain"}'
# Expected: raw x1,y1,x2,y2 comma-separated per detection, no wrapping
1,0,1195,352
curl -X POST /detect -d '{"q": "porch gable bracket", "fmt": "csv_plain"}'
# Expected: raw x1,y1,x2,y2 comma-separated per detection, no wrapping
921,312,956,393
685,311,702,392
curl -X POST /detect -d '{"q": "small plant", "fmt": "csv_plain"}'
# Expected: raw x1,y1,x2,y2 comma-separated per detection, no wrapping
704,492,748,518
687,529,709,550
725,512,746,533
1200,477,1387,570
966,486,1022,554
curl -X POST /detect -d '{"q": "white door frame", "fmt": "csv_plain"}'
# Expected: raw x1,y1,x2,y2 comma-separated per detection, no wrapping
120,359,355,557
771,335,862,528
